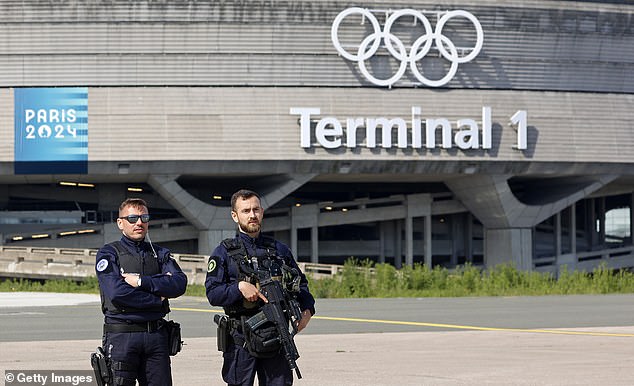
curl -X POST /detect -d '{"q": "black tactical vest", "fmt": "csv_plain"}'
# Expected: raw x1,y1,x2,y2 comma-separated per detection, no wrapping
100,241,169,315
222,236,281,317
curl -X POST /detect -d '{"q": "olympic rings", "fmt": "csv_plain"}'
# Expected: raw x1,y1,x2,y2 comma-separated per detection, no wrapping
331,8,484,87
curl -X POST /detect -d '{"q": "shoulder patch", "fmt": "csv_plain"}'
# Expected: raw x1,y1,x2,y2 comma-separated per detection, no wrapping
96,259,109,272
207,256,219,275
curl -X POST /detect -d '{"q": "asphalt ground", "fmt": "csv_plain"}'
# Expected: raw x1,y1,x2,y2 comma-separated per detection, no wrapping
1,293,634,385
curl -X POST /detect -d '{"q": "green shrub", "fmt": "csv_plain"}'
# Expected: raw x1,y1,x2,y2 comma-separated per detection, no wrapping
0,277,100,293
4,260,634,298
306,260,634,298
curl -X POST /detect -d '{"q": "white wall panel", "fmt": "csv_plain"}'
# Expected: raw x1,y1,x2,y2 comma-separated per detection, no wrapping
0,0,631,91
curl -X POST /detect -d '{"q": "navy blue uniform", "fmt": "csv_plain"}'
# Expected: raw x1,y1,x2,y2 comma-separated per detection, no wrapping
96,236,187,386
206,233,315,386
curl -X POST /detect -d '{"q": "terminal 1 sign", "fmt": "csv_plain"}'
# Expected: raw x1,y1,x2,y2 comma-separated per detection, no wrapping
290,107,527,151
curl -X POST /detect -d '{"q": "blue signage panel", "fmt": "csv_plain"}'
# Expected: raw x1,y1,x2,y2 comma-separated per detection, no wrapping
14,87,88,174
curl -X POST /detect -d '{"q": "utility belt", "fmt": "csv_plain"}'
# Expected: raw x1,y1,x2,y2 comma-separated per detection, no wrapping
103,319,184,356
103,319,165,333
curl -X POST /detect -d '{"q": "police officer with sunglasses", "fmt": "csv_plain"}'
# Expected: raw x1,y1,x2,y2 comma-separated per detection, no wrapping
94,198,187,386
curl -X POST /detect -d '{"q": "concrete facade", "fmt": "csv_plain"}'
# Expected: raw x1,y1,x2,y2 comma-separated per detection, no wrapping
0,0,632,272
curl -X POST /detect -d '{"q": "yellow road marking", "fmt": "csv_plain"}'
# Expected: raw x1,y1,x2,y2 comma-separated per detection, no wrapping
315,316,634,337
172,307,634,337
173,307,223,313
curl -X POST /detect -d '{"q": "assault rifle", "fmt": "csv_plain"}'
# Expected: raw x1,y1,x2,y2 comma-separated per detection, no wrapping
250,262,303,379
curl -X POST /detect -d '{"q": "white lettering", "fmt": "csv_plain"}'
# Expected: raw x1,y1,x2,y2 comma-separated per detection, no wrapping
346,117,364,148
366,117,408,148
66,108,77,122
37,109,47,123
291,106,519,151
315,117,342,149
51,372,92,385
290,107,320,148
482,106,492,149
412,107,422,148
426,118,452,149
25,109,35,123
455,119,479,149
17,372,48,385
49,109,60,122
510,110,528,150
24,108,77,124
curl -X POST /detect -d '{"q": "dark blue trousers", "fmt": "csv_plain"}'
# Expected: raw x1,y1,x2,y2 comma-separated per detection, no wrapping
104,328,172,386
222,342,292,386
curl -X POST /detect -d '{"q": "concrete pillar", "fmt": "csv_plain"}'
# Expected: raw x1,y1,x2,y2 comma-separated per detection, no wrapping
557,207,578,276
290,219,298,259
630,192,634,245
570,203,577,256
465,213,473,263
311,226,319,263
424,215,432,268
291,203,319,261
485,228,533,271
447,174,618,271
394,220,402,269
450,215,459,266
405,215,414,267
588,199,596,249
554,212,561,256
378,222,386,264
405,193,432,267
598,197,606,245
198,229,234,256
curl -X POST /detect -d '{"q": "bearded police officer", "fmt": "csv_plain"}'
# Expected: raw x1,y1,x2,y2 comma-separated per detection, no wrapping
95,198,187,386
206,189,316,386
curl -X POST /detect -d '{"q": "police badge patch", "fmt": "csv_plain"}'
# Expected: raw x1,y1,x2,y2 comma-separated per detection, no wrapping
96,259,109,272
207,256,219,275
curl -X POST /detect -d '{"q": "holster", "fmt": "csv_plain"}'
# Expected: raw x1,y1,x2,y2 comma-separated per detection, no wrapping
90,346,112,386
213,314,232,352
165,320,184,356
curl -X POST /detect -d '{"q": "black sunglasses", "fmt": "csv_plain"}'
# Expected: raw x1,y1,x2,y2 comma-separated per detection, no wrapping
119,214,151,224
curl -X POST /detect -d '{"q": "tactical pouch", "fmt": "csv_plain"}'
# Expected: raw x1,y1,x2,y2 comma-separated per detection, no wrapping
90,346,111,386
165,320,183,356
242,312,281,358
213,314,232,352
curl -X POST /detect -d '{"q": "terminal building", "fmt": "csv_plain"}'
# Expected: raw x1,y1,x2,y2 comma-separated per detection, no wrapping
0,0,632,275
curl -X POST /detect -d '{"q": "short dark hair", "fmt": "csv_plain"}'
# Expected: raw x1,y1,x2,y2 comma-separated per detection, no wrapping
231,189,260,211
119,198,148,215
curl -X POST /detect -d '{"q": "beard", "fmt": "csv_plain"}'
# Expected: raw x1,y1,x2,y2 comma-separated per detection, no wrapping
239,218,261,234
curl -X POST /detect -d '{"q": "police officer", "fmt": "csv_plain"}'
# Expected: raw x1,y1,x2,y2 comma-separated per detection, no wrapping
95,198,187,386
206,189,316,386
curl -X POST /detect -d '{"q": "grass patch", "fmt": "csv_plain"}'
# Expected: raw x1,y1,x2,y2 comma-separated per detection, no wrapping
0,276,101,294
0,276,207,297
2,259,634,298
306,259,634,298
